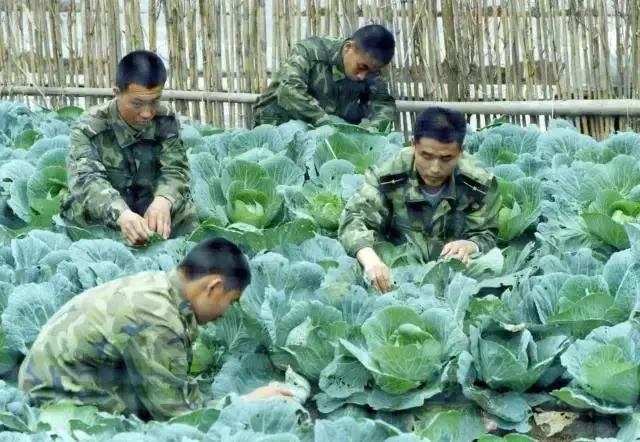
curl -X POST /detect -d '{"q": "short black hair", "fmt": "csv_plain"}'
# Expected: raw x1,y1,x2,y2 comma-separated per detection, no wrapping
178,237,251,292
115,50,167,92
413,107,467,146
350,24,395,65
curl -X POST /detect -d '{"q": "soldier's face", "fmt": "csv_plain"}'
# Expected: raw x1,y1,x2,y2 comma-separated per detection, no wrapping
413,138,462,187
342,42,385,81
114,83,164,129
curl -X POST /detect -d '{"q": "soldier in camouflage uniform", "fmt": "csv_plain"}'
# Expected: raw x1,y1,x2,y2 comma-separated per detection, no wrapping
18,237,292,421
60,50,198,246
338,107,502,293
252,24,397,131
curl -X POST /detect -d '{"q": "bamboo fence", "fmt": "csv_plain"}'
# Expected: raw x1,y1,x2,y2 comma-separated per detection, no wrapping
0,0,639,140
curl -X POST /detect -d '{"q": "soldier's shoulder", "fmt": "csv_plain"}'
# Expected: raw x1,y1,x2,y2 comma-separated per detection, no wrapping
117,271,174,297
297,36,342,61
154,101,178,119
456,153,496,196
72,101,112,137
153,102,181,137
369,147,414,191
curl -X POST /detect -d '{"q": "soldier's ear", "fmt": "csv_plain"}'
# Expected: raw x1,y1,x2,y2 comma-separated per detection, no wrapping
204,275,224,299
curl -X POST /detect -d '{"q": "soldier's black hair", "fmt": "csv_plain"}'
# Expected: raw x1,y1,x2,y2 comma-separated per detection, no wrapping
116,50,167,92
178,237,251,292
350,24,395,65
413,107,467,147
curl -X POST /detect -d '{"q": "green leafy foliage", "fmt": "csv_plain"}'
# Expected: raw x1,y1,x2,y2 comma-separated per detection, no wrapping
0,103,639,440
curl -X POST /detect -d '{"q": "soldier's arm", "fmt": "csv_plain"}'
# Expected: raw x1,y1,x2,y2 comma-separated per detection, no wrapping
275,44,330,124
366,75,397,131
465,177,502,253
66,127,129,228
338,168,390,256
154,117,190,209
123,323,203,421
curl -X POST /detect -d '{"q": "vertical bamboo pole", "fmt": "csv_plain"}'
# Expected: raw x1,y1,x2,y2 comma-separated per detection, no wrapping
199,0,212,124
491,0,501,107
221,0,234,126
234,0,245,123
213,0,224,125
586,0,604,138
407,0,422,131
397,0,408,134
94,0,107,92
441,0,458,101
149,0,157,52
187,1,199,121
0,3,5,86
536,0,550,128
520,0,535,125
599,0,614,134
258,0,267,92
480,0,493,127
501,0,513,122
108,0,121,87
82,0,95,106
567,1,584,131
30,0,44,96
68,0,78,106
49,0,64,106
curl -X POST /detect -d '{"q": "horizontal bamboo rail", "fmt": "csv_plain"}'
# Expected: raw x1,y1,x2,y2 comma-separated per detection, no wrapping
3,86,640,117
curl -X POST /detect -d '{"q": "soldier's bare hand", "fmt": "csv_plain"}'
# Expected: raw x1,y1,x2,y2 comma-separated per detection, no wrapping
242,385,293,401
440,240,479,266
144,196,172,239
356,247,392,293
117,210,151,246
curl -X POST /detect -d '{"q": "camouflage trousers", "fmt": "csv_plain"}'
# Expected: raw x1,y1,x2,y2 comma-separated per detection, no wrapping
56,196,200,242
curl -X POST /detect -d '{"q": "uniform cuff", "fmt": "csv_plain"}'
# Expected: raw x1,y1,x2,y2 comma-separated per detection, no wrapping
344,237,376,258
154,187,179,208
106,198,130,228
467,237,483,254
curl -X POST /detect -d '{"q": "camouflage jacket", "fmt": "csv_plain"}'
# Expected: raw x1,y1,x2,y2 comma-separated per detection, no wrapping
18,270,202,421
252,36,397,130
338,147,502,262
62,99,191,229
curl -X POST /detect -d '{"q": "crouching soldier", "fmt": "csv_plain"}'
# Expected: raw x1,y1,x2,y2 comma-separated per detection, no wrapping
338,107,502,293
58,50,198,245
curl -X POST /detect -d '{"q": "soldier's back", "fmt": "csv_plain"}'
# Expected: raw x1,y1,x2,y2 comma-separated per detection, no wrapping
18,271,188,412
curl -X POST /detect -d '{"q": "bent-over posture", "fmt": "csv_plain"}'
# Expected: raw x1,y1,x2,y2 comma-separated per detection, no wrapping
18,237,291,421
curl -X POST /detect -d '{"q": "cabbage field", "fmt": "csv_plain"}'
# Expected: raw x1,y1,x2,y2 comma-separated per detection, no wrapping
0,100,639,441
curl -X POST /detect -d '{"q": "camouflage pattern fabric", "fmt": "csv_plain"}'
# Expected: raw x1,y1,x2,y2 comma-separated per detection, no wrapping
252,36,397,130
18,270,203,421
338,147,502,262
61,99,198,236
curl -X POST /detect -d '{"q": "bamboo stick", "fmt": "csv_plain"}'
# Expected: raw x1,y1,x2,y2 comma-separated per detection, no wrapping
149,0,157,52
599,0,613,135
537,0,551,129
234,0,244,124
213,0,224,125
491,0,501,105
199,0,212,124
67,0,77,89
82,0,95,106
187,1,199,121
257,0,267,92
93,0,104,89
0,4,5,84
